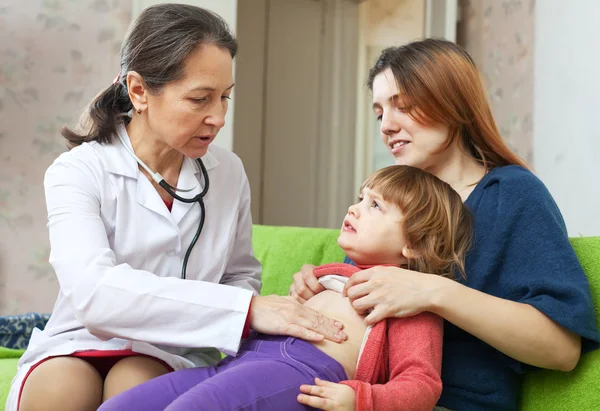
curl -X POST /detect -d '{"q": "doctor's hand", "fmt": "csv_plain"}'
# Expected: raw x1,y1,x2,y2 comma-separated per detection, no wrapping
289,264,325,304
250,295,347,343
343,265,444,326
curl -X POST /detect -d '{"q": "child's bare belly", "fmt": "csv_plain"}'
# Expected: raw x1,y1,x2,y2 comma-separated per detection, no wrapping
304,290,368,379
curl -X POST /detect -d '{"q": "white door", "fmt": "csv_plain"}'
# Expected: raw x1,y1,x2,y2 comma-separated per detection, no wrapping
234,0,359,229
425,0,458,42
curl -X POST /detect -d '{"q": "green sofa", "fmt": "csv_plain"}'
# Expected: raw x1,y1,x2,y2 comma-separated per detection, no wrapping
2,225,599,409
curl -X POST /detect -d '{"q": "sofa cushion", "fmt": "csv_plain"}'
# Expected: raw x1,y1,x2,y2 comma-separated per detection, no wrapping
0,348,24,407
519,236,600,410
252,225,345,296
0,313,50,350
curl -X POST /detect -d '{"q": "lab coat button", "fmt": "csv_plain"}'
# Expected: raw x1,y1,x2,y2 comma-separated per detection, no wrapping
166,249,177,256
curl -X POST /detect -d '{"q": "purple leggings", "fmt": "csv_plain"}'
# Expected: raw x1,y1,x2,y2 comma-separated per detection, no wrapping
98,335,347,411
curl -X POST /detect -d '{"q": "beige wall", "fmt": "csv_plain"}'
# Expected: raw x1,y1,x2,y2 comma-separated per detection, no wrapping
458,0,535,163
534,0,600,236
0,1,132,315
363,0,425,46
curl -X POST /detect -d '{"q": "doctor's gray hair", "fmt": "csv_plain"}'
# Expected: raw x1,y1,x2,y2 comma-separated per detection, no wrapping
61,3,237,148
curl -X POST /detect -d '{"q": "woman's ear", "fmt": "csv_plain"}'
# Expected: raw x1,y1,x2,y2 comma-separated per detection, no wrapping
401,245,420,260
126,71,148,112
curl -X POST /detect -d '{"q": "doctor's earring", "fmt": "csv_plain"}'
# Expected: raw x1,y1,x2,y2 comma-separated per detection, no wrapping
127,107,143,117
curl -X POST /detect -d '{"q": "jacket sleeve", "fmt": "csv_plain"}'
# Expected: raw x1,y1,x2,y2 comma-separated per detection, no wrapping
476,169,600,357
219,171,262,296
45,149,252,356
341,312,443,411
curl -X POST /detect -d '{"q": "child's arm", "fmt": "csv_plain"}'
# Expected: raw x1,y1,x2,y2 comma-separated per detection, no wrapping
341,312,443,411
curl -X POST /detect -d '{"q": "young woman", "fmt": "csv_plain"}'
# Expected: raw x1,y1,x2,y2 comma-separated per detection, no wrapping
290,38,600,410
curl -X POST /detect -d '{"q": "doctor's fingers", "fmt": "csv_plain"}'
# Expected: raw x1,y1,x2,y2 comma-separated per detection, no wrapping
283,323,327,343
289,306,347,343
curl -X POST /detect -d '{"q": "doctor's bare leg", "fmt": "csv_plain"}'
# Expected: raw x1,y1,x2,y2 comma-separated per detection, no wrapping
19,355,171,411
19,357,103,411
102,356,171,401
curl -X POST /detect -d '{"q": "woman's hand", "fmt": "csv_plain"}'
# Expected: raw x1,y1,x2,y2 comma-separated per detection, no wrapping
343,265,444,325
297,378,356,410
289,264,325,304
250,295,347,343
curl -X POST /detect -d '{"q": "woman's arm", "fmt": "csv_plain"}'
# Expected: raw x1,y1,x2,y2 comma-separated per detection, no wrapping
430,275,581,371
344,267,581,371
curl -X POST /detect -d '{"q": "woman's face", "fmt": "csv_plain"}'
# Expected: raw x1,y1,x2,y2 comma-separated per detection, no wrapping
145,43,234,159
371,68,450,171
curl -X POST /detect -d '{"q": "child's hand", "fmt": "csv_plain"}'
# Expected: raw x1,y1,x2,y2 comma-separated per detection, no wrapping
297,378,356,410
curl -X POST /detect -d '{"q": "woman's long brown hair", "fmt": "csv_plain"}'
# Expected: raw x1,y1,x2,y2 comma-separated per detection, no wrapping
362,165,473,279
368,38,528,170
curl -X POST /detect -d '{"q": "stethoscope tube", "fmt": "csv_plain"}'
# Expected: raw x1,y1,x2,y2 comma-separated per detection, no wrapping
158,158,210,280
117,129,210,281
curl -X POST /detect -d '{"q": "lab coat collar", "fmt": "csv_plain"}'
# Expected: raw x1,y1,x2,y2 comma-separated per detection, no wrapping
101,122,139,179
105,122,220,224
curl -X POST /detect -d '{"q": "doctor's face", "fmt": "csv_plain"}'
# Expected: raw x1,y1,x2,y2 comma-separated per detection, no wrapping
145,43,234,159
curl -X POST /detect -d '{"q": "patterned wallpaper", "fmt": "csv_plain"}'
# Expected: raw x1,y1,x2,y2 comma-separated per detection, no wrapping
0,0,132,315
458,0,536,163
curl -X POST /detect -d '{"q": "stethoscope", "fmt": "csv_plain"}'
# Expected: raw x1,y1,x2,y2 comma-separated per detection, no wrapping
117,132,209,280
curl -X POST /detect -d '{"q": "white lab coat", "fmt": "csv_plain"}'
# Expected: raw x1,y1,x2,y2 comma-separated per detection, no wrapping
6,123,261,410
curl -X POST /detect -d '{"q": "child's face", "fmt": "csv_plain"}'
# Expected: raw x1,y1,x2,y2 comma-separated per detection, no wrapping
337,187,408,265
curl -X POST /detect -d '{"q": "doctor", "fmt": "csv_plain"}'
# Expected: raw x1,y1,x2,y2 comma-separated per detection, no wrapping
8,4,346,411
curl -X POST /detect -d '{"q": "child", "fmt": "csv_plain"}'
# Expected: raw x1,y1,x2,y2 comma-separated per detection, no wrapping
99,165,473,411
